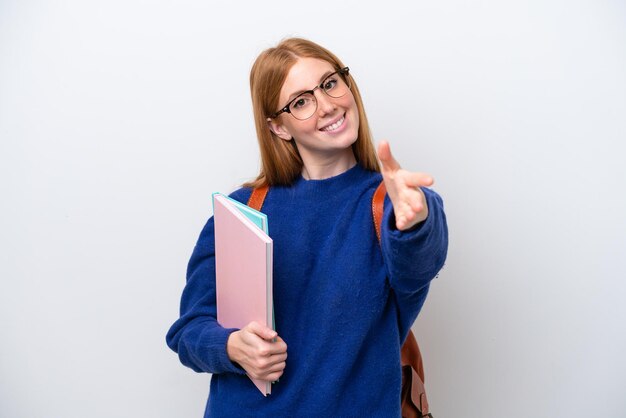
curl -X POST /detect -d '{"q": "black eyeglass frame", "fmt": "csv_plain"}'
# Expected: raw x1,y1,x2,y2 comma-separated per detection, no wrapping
268,67,351,120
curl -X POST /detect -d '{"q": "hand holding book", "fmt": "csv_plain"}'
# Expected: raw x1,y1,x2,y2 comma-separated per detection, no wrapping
226,321,288,382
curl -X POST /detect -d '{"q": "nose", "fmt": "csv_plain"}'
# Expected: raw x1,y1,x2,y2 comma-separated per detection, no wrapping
314,89,336,116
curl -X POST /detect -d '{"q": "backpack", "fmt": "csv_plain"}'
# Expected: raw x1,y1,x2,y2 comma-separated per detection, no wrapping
248,182,432,418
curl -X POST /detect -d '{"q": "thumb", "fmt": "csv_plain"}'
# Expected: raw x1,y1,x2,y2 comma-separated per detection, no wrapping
247,321,277,340
377,141,400,172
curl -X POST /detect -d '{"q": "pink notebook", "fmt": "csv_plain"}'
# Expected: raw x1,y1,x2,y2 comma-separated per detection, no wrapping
213,194,273,396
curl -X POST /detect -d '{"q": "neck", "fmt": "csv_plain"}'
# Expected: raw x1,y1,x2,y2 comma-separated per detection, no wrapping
300,149,357,180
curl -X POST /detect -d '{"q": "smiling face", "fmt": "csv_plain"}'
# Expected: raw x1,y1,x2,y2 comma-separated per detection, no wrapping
268,57,360,177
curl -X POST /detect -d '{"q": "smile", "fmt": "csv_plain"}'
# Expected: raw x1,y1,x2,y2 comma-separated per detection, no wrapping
320,115,345,132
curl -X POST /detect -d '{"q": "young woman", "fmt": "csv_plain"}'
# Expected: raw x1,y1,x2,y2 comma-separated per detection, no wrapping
166,38,448,417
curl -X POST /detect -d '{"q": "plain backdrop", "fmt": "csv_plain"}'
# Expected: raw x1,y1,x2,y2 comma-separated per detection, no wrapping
1,1,625,417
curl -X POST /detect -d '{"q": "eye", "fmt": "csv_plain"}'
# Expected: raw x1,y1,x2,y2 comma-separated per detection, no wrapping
291,94,313,110
323,77,338,91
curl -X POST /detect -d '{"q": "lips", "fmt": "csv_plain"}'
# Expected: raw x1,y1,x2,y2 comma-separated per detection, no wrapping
320,114,345,132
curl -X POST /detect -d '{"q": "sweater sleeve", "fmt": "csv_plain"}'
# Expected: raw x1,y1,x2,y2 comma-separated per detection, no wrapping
165,216,246,375
380,187,449,335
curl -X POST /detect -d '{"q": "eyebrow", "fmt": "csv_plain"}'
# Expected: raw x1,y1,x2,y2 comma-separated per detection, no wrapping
286,70,336,102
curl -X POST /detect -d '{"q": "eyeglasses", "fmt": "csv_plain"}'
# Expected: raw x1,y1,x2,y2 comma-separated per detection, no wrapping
269,67,351,121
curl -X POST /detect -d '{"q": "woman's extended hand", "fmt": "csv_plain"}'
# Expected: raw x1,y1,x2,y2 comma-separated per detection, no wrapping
226,321,288,382
377,141,433,231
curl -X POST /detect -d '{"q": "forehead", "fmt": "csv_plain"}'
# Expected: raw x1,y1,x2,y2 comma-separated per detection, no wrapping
279,57,335,102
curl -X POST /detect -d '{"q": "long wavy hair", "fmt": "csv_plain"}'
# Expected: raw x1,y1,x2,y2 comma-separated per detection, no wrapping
244,38,380,188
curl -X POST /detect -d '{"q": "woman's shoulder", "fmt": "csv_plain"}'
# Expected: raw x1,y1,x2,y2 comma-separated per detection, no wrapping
227,187,254,204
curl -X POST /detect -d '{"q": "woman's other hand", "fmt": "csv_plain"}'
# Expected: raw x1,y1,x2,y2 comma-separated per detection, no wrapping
226,321,288,382
377,140,433,231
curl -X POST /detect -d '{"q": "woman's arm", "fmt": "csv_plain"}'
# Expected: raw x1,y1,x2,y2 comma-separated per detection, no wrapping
376,140,448,293
376,141,449,336
165,217,246,375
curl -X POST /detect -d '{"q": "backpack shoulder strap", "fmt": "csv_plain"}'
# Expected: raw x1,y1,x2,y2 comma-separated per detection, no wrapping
247,184,269,211
372,181,386,243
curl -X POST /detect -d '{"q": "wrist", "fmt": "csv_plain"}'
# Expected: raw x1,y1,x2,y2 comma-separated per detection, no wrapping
226,330,242,364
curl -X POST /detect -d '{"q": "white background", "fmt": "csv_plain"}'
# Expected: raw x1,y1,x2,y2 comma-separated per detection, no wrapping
1,1,625,417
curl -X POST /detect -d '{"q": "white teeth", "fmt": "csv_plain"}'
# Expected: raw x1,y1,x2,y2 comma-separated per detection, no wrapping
322,116,345,132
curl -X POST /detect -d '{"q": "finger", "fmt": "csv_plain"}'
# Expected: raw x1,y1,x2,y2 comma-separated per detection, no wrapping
252,337,287,358
266,339,288,355
247,321,278,341
396,213,408,230
273,352,288,364
409,195,424,214
377,141,401,172
401,187,425,213
246,367,285,382
264,352,288,368
400,196,420,218
251,359,286,381
397,211,418,230
396,194,429,231
266,369,285,382
266,360,287,373
254,352,287,370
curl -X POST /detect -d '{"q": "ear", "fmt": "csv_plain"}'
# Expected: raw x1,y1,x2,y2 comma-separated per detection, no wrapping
266,118,293,141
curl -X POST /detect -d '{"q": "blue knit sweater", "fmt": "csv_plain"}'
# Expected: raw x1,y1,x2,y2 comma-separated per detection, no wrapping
166,164,448,417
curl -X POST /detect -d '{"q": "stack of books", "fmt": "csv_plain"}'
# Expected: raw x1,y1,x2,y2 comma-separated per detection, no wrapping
212,193,273,395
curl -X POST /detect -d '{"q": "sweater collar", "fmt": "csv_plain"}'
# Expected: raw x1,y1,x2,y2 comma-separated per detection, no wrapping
291,163,371,198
